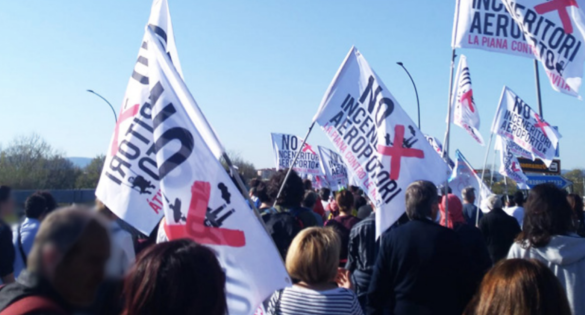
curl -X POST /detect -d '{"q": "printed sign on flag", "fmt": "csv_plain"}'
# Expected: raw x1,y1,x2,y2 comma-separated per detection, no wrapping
450,55,484,145
491,87,561,167
424,134,455,169
318,146,349,191
145,27,290,315
494,134,533,160
312,47,449,236
449,150,492,208
497,136,530,189
271,133,322,177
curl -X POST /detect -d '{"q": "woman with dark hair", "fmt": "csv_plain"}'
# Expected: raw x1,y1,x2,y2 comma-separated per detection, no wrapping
464,259,571,315
325,190,360,264
508,184,585,315
122,239,227,315
567,193,585,237
267,170,319,228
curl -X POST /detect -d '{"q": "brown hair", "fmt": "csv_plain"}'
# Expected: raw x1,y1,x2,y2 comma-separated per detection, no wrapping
465,259,571,315
405,180,438,220
336,190,354,214
122,239,227,315
286,227,340,285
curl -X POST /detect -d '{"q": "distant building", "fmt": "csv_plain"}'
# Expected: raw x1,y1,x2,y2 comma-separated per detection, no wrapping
257,168,276,180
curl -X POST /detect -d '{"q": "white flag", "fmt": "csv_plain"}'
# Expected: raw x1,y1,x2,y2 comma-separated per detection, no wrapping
450,55,484,145
494,134,533,160
318,146,349,191
270,133,323,178
491,87,561,167
424,134,455,169
449,150,492,207
313,47,449,236
496,136,530,189
145,27,290,315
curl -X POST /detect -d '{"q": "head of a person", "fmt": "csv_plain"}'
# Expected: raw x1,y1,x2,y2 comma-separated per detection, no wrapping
28,206,111,307
349,186,359,194
514,191,525,207
439,194,466,229
566,194,584,221
255,181,272,205
462,186,475,204
336,190,355,215
405,181,439,221
518,184,574,248
122,239,227,315
506,195,516,208
319,188,331,202
24,193,49,220
465,259,571,315
482,194,503,212
268,170,304,208
303,179,313,191
302,190,317,209
38,191,58,212
95,199,118,222
286,227,340,285
0,185,14,219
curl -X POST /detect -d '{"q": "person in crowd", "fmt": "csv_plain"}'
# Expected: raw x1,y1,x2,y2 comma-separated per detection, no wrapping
268,170,319,228
319,188,331,210
503,195,515,208
356,197,373,220
256,180,276,216
38,191,58,213
567,193,585,237
266,227,363,315
122,239,227,315
304,179,325,220
439,194,492,285
302,191,324,226
12,192,54,279
249,177,262,209
479,194,521,263
95,200,136,278
0,185,15,285
464,259,571,315
350,186,367,215
508,184,585,315
0,206,111,314
503,191,525,228
461,186,483,226
367,181,475,315
325,190,360,263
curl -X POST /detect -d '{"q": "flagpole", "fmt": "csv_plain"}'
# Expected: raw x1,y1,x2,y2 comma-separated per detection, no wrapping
274,122,316,204
442,49,457,227
477,132,494,226
534,60,544,117
489,151,497,189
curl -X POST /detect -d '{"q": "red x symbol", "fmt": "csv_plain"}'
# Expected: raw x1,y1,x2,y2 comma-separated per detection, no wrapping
534,114,550,138
460,89,475,113
110,104,140,156
535,0,579,34
511,162,521,173
164,181,246,247
302,143,316,154
377,125,425,180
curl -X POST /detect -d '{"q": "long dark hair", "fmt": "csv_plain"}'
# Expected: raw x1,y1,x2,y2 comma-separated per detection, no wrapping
517,184,575,248
567,194,585,236
122,239,227,315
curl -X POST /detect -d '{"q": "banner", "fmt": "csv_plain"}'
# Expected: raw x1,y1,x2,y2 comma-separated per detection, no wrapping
491,87,561,167
494,133,533,160
450,55,484,145
313,47,449,236
496,136,530,189
318,146,349,191
424,134,455,169
145,27,289,315
270,133,323,177
449,150,492,207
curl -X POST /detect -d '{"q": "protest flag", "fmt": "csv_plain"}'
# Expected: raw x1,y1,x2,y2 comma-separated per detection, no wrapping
449,55,484,145
496,136,531,190
449,150,492,223
424,134,455,169
312,47,449,236
270,132,323,178
144,26,290,315
318,146,349,191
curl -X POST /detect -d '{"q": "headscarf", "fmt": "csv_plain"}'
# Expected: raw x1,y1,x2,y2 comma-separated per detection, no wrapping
439,194,466,229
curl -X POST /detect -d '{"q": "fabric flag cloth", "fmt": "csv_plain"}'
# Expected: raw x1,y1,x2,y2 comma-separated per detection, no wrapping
312,47,449,237
494,135,533,160
318,146,349,191
144,27,290,315
424,134,455,169
449,150,492,208
270,133,323,178
496,136,530,189
491,86,561,167
449,55,484,145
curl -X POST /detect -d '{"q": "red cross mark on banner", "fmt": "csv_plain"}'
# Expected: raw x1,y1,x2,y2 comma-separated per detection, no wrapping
460,89,475,113
110,105,140,156
164,181,246,247
534,114,550,137
535,0,579,34
511,162,522,173
377,125,425,181
302,143,316,154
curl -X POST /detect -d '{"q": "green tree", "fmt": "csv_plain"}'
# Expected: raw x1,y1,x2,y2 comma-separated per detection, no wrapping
76,155,106,189
564,169,585,196
491,178,518,195
220,151,257,184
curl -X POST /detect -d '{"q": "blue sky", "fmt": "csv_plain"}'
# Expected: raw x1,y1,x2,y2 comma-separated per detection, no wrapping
1,1,583,170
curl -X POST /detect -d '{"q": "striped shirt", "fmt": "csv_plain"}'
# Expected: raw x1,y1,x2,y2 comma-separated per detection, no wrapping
267,285,364,315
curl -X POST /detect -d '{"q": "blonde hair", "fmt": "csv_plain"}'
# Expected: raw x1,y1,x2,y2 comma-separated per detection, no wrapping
285,227,340,285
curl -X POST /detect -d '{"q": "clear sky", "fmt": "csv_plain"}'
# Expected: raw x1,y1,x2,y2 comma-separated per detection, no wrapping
1,1,583,170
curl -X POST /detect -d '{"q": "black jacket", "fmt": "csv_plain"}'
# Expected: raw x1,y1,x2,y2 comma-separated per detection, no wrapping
453,223,492,285
478,208,521,263
366,219,475,315
346,214,377,303
0,271,71,315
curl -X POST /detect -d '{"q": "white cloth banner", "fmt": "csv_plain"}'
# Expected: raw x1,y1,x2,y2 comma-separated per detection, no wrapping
313,47,449,237
491,86,561,167
145,27,290,315
270,133,323,177
494,134,533,160
424,134,455,169
449,150,492,207
318,146,349,191
450,55,484,145
496,136,530,189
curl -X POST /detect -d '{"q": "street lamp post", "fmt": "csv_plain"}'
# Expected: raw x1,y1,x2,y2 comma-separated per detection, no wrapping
87,90,117,123
397,62,421,130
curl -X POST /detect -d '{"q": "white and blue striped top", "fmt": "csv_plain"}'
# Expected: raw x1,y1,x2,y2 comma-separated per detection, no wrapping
267,285,364,315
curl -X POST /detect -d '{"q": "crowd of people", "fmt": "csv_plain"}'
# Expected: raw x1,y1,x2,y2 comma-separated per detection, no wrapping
0,170,584,314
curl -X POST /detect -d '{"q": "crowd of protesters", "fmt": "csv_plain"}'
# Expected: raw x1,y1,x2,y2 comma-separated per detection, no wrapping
0,171,584,314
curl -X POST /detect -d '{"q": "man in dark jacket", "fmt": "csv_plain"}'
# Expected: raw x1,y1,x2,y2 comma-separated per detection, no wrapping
462,186,482,226
478,194,521,263
366,181,475,315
